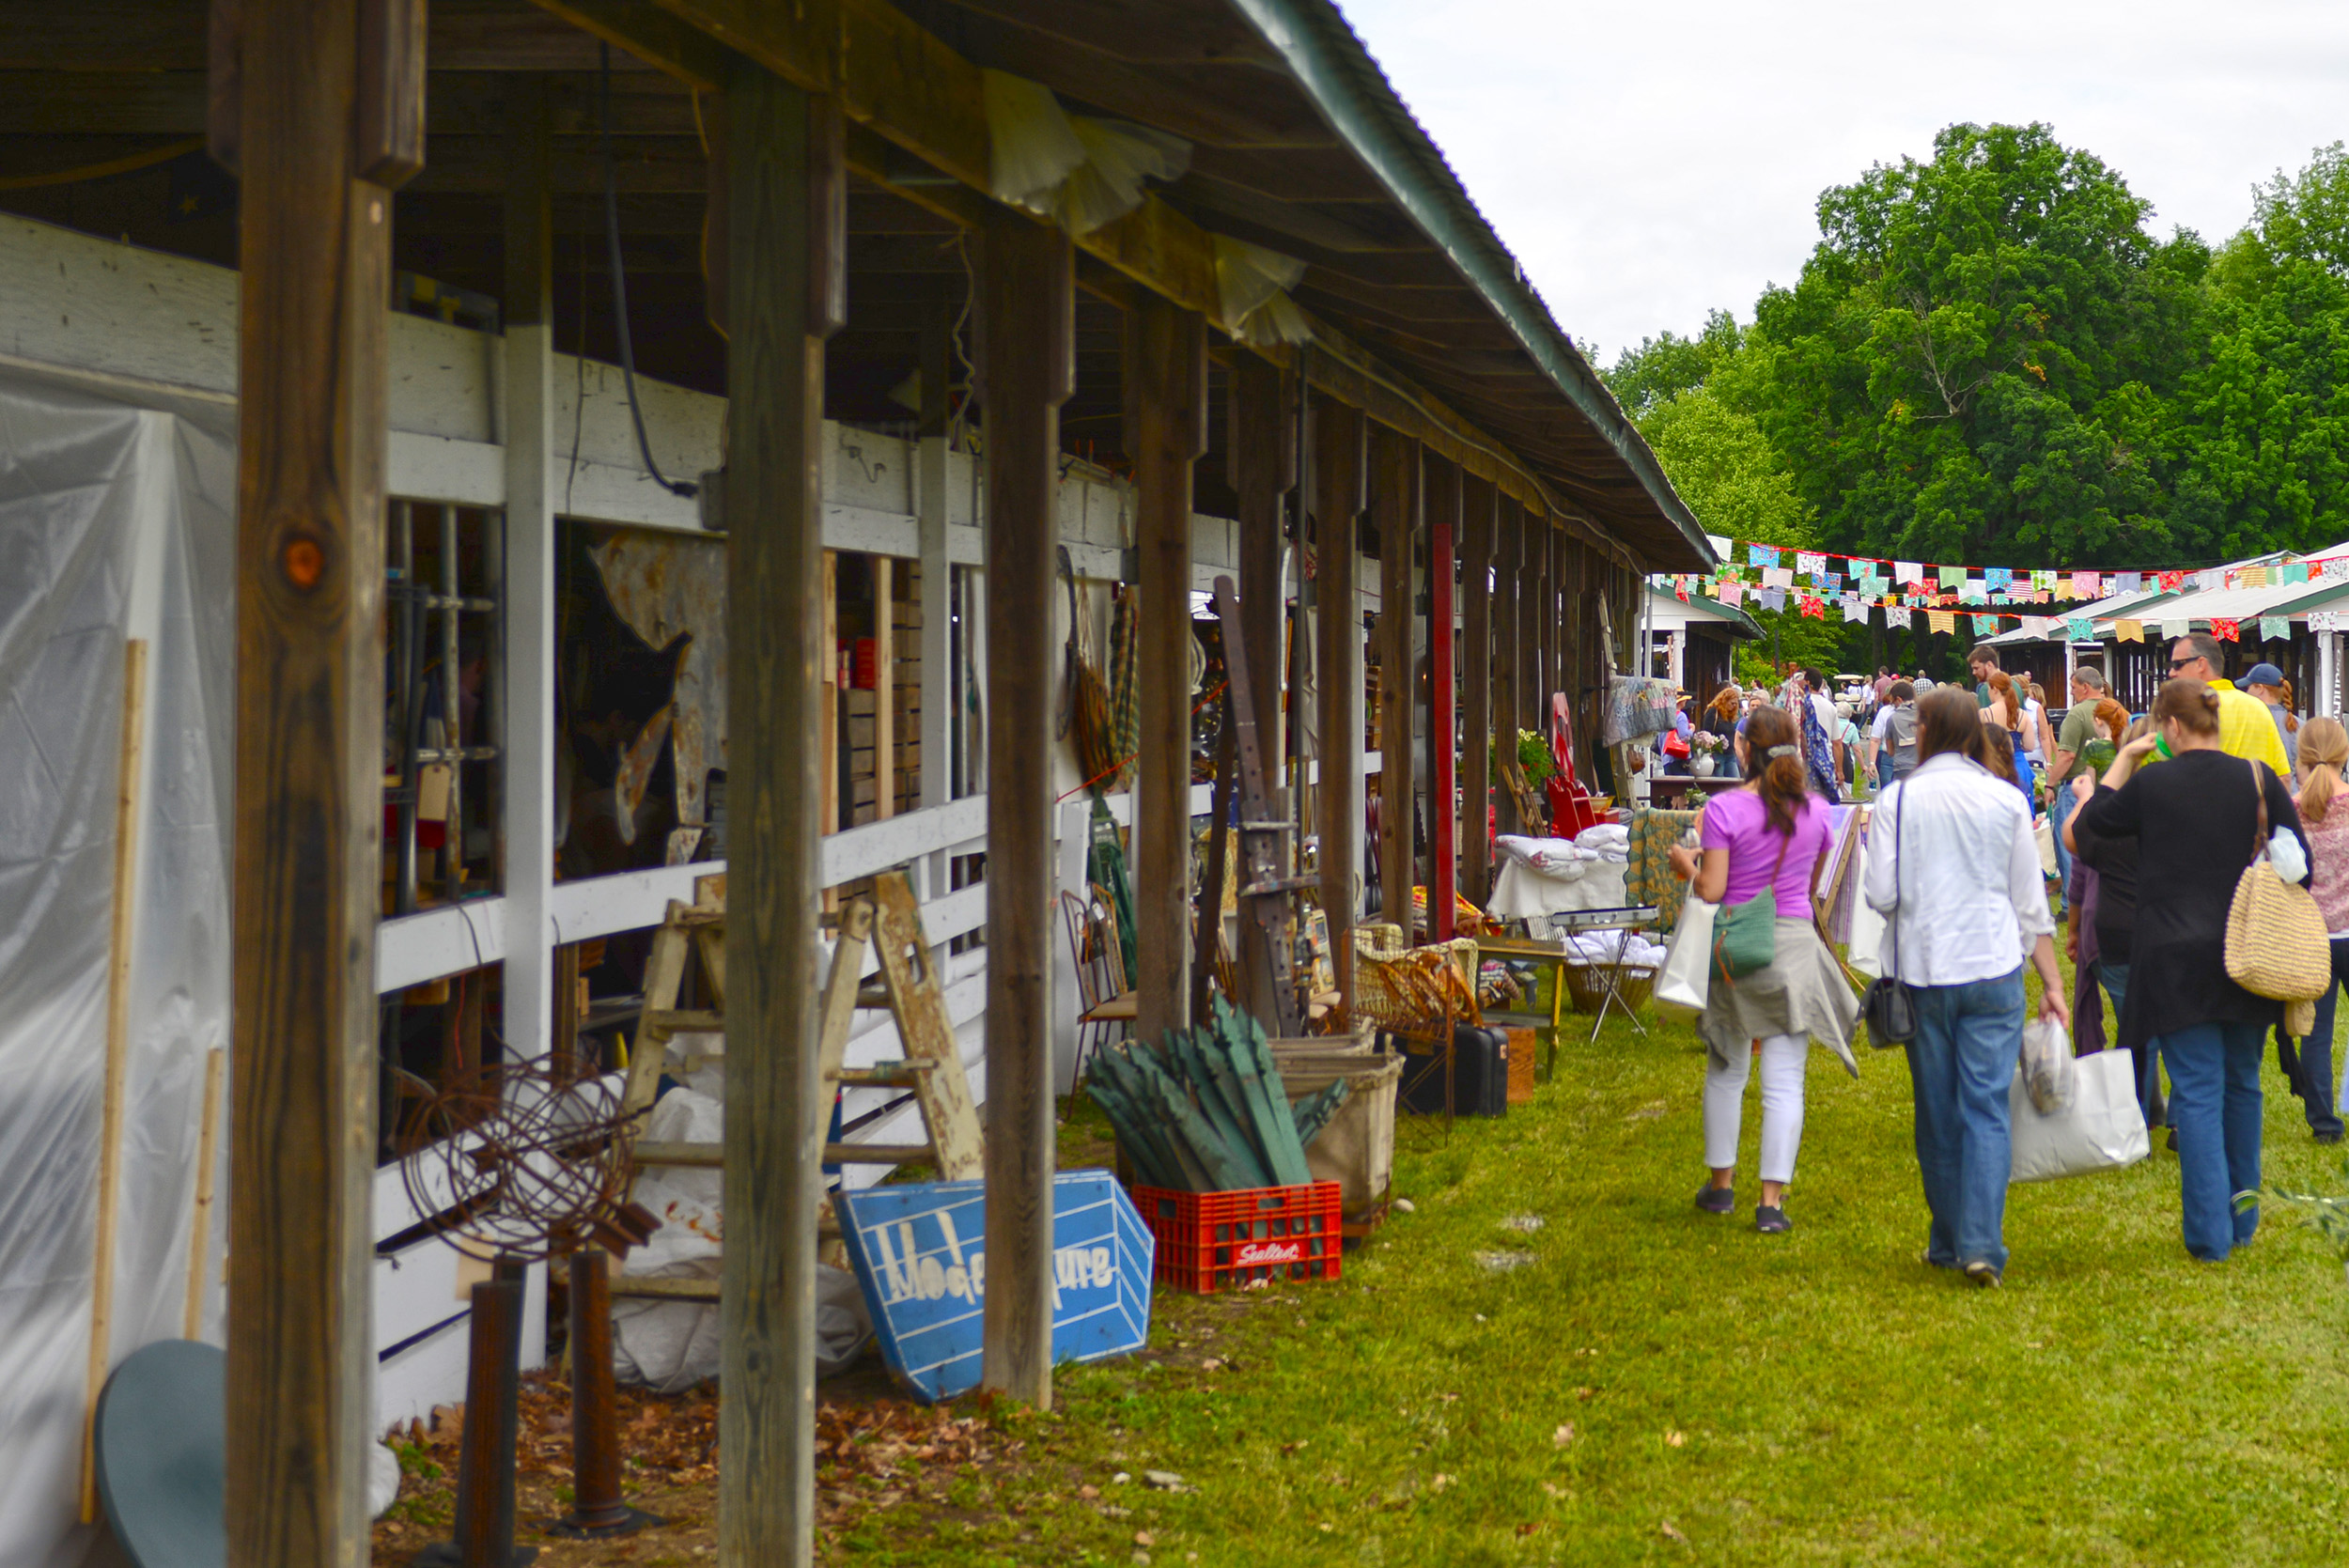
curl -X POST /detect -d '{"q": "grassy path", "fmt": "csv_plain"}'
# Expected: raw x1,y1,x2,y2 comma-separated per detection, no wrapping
909,1007,2349,1567
377,1000,2349,1567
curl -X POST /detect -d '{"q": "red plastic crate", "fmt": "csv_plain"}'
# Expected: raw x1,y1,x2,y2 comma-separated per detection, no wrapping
1131,1181,1344,1295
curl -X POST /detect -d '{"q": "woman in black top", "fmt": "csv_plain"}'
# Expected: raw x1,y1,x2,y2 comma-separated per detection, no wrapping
2076,679,2310,1263
2065,715,2153,1126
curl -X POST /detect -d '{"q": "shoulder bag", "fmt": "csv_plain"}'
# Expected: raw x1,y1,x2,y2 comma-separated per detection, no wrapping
2225,758,2330,1002
1711,825,1792,984
1859,784,1918,1046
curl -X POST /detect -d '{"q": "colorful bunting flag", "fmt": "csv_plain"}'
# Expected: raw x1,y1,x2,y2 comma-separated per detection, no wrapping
2160,570,2186,591
1984,567,2013,591
2312,612,2341,632
1937,565,1968,588
1764,567,1794,591
1928,611,1956,635
1970,613,1997,634
1894,560,1921,585
2283,563,2310,584
2260,616,2290,641
2212,617,2240,642
1797,551,1828,576
1759,589,1786,613
2033,569,2058,592
2161,618,2189,639
2070,570,2101,598
2115,619,2144,643
1887,607,1912,629
2236,566,2270,588
2062,616,2092,642
1748,544,1780,568
1717,582,1744,607
1843,596,1869,624
1960,581,1987,604
1798,595,1826,619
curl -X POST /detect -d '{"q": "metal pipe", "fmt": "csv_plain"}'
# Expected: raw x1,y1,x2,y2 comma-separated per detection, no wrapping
550,1248,659,1539
441,504,464,896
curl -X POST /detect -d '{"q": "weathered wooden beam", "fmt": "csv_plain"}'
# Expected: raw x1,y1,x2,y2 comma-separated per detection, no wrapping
1128,296,1207,1047
977,205,1073,1406
1373,424,1415,939
1315,394,1364,1011
721,63,834,1568
225,0,389,1560
1230,352,1293,800
1458,474,1494,905
1424,453,1458,941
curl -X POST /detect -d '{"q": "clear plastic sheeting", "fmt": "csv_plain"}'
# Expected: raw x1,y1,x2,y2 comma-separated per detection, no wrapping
1211,235,1315,348
0,367,236,1567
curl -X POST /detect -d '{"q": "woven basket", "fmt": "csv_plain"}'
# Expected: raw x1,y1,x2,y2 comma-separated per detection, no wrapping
1562,962,1656,1017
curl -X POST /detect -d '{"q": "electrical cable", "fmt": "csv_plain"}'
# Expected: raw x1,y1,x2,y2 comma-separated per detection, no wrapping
599,43,696,500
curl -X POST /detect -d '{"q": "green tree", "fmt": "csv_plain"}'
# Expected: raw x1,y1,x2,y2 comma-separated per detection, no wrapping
1604,309,1742,416
1751,122,2203,567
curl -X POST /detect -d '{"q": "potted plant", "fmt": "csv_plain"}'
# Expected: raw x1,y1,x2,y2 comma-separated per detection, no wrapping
1689,731,1726,777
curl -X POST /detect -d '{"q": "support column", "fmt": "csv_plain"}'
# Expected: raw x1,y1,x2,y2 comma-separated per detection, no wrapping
1374,427,1416,936
1491,501,1521,834
1231,354,1294,798
978,209,1073,1405
721,69,839,1568
1425,457,1457,941
1458,475,1494,906
503,77,556,1110
1128,297,1207,1047
225,0,405,1557
1315,397,1365,1007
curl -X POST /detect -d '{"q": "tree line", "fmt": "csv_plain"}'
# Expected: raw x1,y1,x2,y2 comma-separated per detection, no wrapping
1607,123,2349,678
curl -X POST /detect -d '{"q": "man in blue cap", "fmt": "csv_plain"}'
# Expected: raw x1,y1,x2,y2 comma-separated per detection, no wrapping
2240,661,2299,768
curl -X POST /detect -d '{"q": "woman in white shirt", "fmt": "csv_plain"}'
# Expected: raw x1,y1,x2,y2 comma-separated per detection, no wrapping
1864,686,2070,1288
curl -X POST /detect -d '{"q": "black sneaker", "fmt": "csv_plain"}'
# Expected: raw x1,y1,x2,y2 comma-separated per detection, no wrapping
1754,1204,1791,1234
1695,1185,1735,1215
1963,1261,2001,1289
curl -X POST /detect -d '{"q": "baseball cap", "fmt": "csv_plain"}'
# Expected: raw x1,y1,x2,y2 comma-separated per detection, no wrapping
2243,662,2286,688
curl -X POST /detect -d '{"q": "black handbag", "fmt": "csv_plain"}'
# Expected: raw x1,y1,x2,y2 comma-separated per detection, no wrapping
1860,782,1919,1047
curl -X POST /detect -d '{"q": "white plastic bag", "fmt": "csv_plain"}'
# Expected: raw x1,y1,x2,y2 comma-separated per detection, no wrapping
1654,895,1719,1016
2009,1048,2149,1183
2019,1017,2076,1114
2269,825,2310,885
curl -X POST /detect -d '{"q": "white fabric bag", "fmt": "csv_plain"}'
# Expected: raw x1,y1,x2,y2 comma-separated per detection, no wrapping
1847,892,1886,981
1654,895,1719,1017
2018,1017,2076,1114
2009,1048,2149,1183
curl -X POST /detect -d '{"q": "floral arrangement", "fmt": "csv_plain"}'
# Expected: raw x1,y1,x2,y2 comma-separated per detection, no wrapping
1690,731,1727,754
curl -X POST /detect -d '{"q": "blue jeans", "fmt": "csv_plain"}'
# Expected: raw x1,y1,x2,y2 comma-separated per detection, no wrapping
2048,780,2077,912
1905,968,2025,1273
2099,961,2163,1127
2154,1019,2265,1261
2295,937,2349,1140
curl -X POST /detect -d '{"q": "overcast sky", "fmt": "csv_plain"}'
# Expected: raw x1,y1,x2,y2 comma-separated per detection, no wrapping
1338,0,2349,370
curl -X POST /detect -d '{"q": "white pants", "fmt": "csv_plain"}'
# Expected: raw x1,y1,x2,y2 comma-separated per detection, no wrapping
1703,1032,1809,1185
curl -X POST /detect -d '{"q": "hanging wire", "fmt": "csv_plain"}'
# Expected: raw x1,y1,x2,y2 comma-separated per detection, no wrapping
600,43,696,499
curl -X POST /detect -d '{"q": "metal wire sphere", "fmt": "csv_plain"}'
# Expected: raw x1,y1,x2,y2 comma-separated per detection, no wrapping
397,1058,645,1265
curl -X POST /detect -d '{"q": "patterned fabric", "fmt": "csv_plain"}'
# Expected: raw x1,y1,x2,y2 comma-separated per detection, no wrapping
1798,694,1839,799
1602,675,1679,747
1626,806,1700,932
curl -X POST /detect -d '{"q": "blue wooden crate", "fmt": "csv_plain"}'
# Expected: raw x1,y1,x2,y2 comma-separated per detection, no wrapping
834,1168,1154,1403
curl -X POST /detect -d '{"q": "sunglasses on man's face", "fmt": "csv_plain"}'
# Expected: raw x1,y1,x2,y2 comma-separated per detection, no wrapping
2170,657,2201,671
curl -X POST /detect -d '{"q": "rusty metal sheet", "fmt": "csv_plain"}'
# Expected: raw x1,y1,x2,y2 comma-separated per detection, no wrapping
588,531,727,829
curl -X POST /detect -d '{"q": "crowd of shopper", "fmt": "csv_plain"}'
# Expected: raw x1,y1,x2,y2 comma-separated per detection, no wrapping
1672,633,2340,1282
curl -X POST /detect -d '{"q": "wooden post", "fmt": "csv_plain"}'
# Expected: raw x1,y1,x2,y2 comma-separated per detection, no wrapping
1315,396,1365,1008
874,556,895,819
1425,458,1458,941
226,0,401,1558
1230,355,1293,804
1491,502,1521,834
1374,427,1415,938
182,1046,226,1340
1458,475,1494,907
721,66,838,1568
1532,521,1554,740
1128,296,1207,1048
978,206,1074,1405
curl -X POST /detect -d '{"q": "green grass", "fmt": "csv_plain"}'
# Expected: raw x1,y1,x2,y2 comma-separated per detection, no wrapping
842,1001,2349,1567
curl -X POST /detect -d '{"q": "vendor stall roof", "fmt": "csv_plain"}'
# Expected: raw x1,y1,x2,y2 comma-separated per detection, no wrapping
1645,582,1761,641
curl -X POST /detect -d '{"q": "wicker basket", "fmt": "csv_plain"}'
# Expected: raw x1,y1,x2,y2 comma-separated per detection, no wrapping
1563,961,1656,1017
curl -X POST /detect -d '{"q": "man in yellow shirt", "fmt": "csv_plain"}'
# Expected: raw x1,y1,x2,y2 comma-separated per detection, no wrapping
2166,632,2292,774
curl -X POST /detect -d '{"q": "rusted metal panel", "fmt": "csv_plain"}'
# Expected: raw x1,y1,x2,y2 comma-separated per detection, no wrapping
588,530,727,829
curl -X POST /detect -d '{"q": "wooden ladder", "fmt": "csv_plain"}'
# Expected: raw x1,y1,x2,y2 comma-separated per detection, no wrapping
610,870,984,1302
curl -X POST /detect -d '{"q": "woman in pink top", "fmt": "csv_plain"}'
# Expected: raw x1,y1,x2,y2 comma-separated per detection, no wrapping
1669,705,1860,1234
2290,717,2349,1142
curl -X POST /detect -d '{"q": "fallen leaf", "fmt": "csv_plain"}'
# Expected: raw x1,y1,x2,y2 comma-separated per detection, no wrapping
1665,1430,1686,1447
1661,1521,1688,1544
1134,1531,1156,1547
1542,1482,1568,1500
1576,1387,1597,1401
1078,1485,1101,1500
1281,1440,1311,1456
1552,1423,1576,1447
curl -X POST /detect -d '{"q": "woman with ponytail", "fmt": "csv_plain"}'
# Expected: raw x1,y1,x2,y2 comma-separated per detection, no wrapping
2077,678,2310,1262
1667,705,1859,1234
2286,716,2349,1142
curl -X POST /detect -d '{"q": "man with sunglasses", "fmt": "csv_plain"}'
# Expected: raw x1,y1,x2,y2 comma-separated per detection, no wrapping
2161,632,2290,774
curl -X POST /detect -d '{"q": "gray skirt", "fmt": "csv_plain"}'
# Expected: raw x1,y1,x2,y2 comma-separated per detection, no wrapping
1696,917,1861,1078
